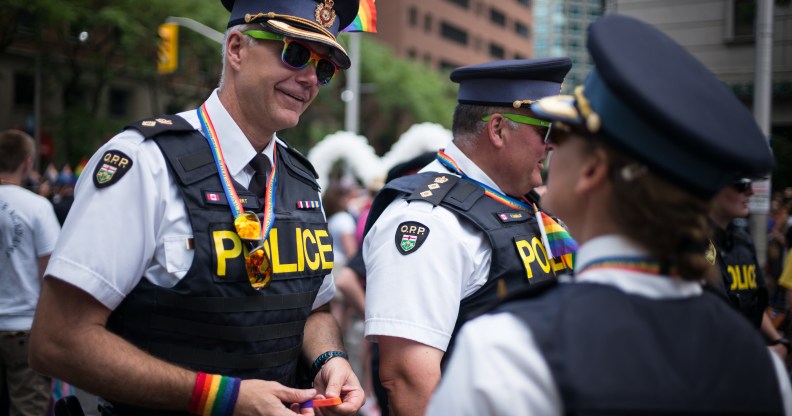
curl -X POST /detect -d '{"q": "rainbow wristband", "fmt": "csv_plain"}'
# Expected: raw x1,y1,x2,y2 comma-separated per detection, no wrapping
188,372,241,416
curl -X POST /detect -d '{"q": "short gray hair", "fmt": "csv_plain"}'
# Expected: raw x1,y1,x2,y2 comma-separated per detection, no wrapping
451,104,518,144
218,24,260,91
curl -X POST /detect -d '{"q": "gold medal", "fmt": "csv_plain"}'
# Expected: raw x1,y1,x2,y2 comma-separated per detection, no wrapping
234,212,262,240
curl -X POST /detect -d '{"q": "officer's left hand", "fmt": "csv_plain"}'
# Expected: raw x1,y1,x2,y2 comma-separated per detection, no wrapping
312,357,365,416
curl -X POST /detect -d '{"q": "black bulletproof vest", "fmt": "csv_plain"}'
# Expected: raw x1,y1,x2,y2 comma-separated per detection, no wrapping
364,172,572,360
105,117,331,414
500,282,783,416
713,223,768,327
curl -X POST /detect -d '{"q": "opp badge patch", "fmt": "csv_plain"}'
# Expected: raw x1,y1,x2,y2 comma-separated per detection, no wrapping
94,150,133,188
395,221,429,255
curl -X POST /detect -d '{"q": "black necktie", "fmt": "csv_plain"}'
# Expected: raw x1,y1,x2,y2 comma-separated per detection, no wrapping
248,153,270,199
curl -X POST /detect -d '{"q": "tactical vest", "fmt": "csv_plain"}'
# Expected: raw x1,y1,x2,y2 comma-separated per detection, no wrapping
364,172,572,358
712,222,767,327
105,116,332,414
500,282,783,416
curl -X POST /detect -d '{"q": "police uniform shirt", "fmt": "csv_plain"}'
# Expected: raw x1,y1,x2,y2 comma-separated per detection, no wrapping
426,235,792,416
363,142,493,352
45,89,335,310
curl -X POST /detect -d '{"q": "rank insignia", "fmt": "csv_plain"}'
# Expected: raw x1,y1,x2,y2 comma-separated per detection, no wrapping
155,118,173,125
142,121,156,127
435,176,449,184
315,0,336,28
297,200,320,209
428,183,440,190
420,190,433,198
395,221,429,255
705,240,717,265
94,150,133,188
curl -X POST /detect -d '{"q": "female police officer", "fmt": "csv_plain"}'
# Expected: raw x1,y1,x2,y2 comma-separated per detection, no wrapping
428,14,792,415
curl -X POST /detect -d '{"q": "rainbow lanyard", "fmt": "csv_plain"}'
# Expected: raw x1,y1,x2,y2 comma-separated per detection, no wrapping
196,104,278,242
576,256,676,277
436,149,536,213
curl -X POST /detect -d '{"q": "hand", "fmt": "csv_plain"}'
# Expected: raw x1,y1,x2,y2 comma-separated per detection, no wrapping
312,357,365,416
234,379,317,416
770,343,789,362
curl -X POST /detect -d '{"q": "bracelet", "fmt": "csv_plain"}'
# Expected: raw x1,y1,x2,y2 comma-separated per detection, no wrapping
770,338,791,350
188,372,241,416
310,351,348,380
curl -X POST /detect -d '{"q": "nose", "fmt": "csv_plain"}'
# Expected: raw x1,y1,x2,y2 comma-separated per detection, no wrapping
294,62,320,87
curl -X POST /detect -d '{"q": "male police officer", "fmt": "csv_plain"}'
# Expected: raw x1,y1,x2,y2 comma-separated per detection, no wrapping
363,58,573,415
29,1,364,415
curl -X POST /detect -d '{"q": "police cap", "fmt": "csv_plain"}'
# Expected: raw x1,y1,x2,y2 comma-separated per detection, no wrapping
450,58,573,108
221,0,360,69
532,14,774,198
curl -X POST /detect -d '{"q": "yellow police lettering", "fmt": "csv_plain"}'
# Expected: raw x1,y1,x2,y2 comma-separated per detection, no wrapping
315,229,334,270
516,239,535,279
303,229,320,270
213,230,241,277
531,237,551,274
295,228,305,272
270,228,297,273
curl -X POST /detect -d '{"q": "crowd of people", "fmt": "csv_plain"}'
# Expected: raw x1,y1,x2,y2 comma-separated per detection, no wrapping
1,1,791,415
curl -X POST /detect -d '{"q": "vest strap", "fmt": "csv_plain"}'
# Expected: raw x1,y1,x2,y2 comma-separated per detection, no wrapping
149,341,302,370
154,290,317,313
151,316,305,342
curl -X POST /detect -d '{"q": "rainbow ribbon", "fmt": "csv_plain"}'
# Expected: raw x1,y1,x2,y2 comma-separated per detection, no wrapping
342,0,377,32
436,149,577,259
196,105,277,245
576,256,676,277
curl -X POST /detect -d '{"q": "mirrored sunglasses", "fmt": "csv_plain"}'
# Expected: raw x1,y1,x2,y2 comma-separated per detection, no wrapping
242,30,339,86
234,212,272,289
731,180,752,193
482,113,553,143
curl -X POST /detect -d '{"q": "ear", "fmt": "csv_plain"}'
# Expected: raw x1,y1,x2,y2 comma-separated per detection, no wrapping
575,146,609,194
225,30,245,71
485,114,508,149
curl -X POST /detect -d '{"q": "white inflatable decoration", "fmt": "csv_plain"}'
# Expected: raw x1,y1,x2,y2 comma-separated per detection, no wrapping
307,122,452,193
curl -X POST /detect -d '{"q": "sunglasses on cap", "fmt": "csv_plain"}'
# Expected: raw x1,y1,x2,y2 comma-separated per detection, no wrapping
731,179,752,193
242,30,339,87
482,113,553,143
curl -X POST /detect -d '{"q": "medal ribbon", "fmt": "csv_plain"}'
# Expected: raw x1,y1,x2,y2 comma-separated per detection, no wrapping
576,256,677,277
196,104,278,242
436,149,578,259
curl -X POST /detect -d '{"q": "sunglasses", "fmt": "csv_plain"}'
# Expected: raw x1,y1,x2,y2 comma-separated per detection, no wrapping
234,212,272,289
731,180,752,193
482,113,553,143
242,30,339,86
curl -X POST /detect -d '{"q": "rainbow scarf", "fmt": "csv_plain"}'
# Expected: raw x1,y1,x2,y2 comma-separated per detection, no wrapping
436,149,577,259
196,104,277,244
343,0,377,32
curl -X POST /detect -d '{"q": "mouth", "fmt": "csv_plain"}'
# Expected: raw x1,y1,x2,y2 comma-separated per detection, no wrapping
278,88,307,103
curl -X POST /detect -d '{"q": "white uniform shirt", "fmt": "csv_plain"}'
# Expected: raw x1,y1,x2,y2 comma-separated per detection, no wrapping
363,142,493,351
0,185,61,330
428,235,792,416
46,90,334,310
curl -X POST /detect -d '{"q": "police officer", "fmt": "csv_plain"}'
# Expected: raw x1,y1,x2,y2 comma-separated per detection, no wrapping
29,1,365,415
363,58,574,415
709,178,790,359
428,14,792,415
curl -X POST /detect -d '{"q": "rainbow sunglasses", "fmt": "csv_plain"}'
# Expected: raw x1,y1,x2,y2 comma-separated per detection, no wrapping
242,30,339,86
482,113,552,143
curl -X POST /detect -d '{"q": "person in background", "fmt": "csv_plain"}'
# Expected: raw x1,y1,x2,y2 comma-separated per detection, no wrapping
708,178,789,360
429,14,792,415
0,129,61,416
28,1,364,414
363,57,574,416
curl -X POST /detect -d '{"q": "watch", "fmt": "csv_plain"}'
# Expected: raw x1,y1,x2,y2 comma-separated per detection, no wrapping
769,337,791,349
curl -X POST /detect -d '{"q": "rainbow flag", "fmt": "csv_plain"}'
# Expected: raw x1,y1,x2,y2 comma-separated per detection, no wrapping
536,211,578,259
342,0,377,32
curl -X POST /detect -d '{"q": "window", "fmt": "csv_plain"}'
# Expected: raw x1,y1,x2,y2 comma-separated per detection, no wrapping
408,48,417,58
441,22,468,45
489,42,505,58
446,0,469,9
514,53,526,60
517,0,530,7
733,0,756,39
409,7,418,27
490,8,506,27
13,72,34,107
108,88,130,117
424,14,433,32
515,21,530,38
440,60,461,72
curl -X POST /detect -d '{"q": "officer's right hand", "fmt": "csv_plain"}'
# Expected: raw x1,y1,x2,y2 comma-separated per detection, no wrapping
234,379,316,415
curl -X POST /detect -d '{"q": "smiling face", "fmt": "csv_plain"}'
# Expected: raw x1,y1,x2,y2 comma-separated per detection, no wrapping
229,30,326,136
497,117,551,195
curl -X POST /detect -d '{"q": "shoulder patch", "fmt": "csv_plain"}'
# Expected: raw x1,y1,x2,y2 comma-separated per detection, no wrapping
94,150,133,188
395,221,430,255
406,174,459,206
125,115,194,139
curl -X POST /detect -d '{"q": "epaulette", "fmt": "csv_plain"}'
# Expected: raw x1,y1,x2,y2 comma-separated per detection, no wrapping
405,173,460,206
281,144,319,179
125,115,195,139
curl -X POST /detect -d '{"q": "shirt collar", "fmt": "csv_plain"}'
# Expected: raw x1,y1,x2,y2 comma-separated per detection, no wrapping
438,141,504,194
574,235,703,298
